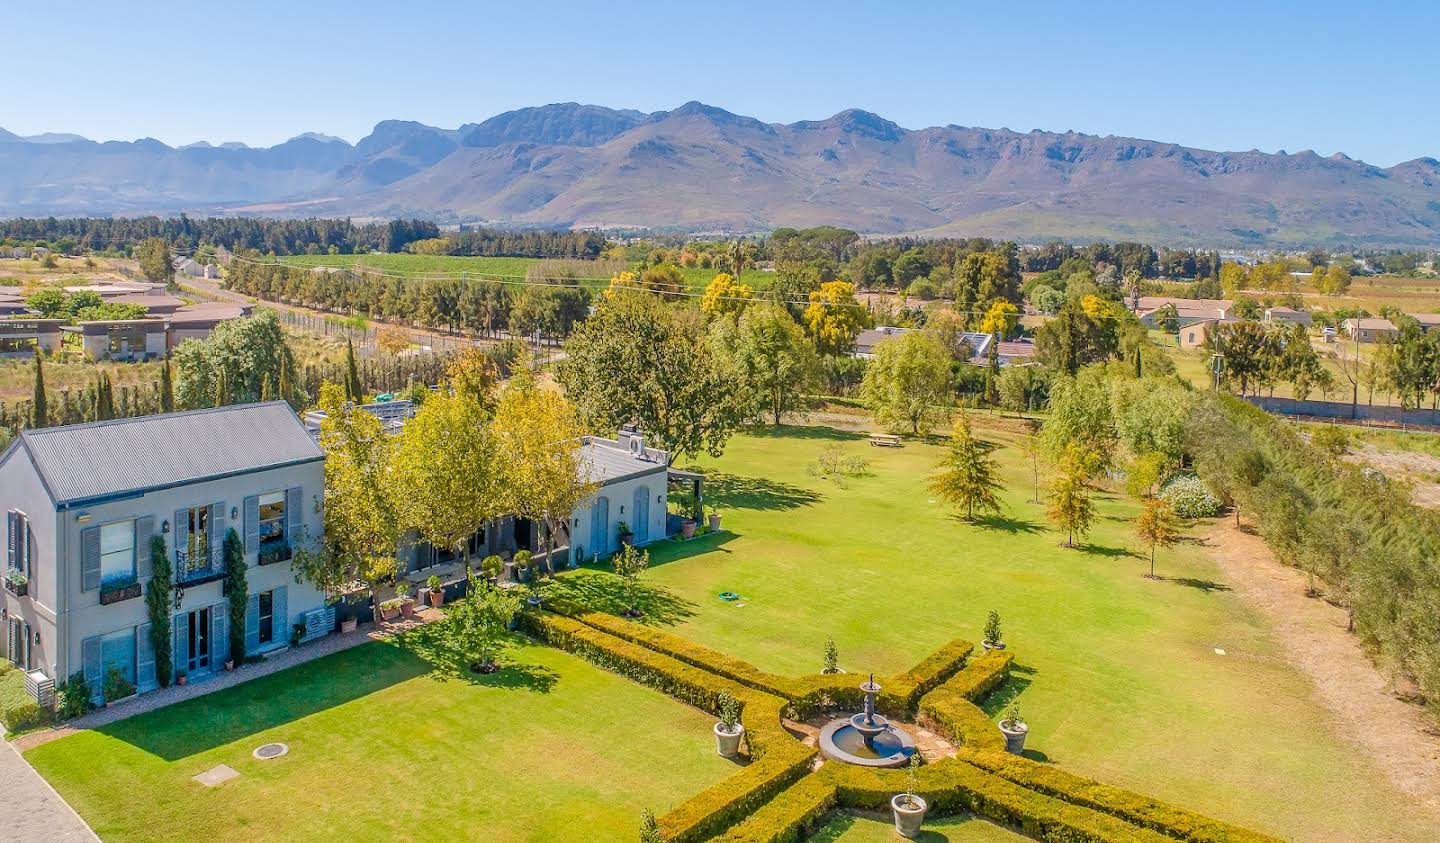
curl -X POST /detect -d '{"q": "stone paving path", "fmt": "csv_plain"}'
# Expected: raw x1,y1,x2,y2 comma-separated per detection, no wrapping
785,716,960,768
0,729,99,842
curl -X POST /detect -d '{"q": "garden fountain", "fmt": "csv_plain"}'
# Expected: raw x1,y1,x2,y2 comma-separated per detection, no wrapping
817,673,917,768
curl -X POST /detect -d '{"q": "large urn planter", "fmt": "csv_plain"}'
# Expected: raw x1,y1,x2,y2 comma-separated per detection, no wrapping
999,718,1028,755
890,794,928,838
681,519,697,539
714,722,745,757
708,512,722,532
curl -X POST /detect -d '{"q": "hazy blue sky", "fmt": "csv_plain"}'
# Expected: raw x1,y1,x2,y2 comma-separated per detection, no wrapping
6,1,1436,166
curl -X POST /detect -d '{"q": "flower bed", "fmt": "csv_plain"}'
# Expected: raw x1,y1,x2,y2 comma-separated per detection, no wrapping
99,580,142,605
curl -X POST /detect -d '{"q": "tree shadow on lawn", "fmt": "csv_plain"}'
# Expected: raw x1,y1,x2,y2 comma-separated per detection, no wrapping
1076,543,1141,560
746,425,864,443
547,570,699,627
643,530,740,570
1156,576,1232,593
702,472,823,512
394,624,560,691
92,640,436,761
967,514,1045,534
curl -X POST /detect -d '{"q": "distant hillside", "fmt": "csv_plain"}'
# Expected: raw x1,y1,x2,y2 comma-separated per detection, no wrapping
2,102,1438,248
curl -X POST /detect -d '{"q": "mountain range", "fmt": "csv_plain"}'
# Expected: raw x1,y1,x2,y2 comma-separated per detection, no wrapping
3,102,1438,248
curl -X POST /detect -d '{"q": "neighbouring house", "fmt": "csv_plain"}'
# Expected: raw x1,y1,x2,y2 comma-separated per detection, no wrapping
1263,306,1313,328
174,258,220,279
995,338,1037,365
851,326,995,361
64,318,170,361
1178,317,1242,349
0,402,328,707
1136,296,1234,330
1408,313,1440,333
64,281,168,299
0,319,64,358
167,302,253,348
1341,317,1399,343
0,292,30,317
108,293,185,316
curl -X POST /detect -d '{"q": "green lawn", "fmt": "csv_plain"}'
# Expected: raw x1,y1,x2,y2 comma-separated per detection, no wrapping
278,253,537,278
811,812,1025,842
25,633,733,842
559,424,1434,842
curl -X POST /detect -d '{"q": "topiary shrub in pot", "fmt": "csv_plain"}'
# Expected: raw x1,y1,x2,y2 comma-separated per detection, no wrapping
999,703,1028,755
821,637,845,674
982,610,1005,651
891,752,927,838
713,691,745,757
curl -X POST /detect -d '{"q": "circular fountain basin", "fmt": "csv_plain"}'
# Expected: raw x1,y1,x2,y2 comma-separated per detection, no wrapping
819,718,917,768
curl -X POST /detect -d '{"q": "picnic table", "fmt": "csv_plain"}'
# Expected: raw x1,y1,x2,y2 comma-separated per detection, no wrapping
868,433,902,447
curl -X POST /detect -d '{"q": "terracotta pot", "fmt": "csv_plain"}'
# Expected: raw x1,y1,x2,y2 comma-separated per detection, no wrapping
224,660,235,672
681,519,697,539
400,599,415,617
891,794,928,838
714,722,745,757
177,675,188,686
428,590,444,608
381,605,401,621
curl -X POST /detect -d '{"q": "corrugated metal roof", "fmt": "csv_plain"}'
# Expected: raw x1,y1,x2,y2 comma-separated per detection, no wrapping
17,402,323,506
581,438,667,485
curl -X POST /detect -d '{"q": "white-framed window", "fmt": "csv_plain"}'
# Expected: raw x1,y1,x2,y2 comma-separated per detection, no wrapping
99,519,135,587
258,492,286,546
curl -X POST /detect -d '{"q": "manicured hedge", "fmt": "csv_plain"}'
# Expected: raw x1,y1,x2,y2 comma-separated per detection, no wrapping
523,611,816,843
961,752,1279,843
916,649,1013,751
712,774,838,843
822,758,1176,843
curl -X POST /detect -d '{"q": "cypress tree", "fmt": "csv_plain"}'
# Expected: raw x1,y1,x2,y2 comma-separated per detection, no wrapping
214,367,230,408
96,373,116,421
31,355,48,429
344,338,363,402
160,359,174,413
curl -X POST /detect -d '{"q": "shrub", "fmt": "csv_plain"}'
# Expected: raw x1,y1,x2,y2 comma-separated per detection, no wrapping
917,650,1012,752
1310,424,1349,458
1159,474,1221,518
55,672,93,720
0,658,13,675
102,667,136,703
1,699,48,731
712,775,837,843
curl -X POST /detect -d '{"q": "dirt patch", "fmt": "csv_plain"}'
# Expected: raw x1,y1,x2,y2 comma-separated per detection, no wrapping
1206,520,1440,814
1343,444,1440,508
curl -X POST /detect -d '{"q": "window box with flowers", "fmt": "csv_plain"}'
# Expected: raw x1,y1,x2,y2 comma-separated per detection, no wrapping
99,576,142,605
4,570,28,597
257,538,292,567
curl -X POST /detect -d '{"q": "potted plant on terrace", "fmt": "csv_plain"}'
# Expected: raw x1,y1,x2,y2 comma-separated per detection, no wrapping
4,569,28,597
513,550,533,584
982,610,1005,652
821,638,845,675
481,554,504,586
891,753,927,838
713,691,745,757
379,596,404,621
617,521,634,547
999,703,1028,755
427,575,445,608
396,580,415,618
176,670,188,687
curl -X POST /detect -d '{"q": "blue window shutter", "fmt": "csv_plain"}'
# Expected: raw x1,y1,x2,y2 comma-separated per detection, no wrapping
5,511,15,569
286,487,302,541
273,586,287,643
208,503,224,571
172,614,186,674
245,593,260,654
243,495,259,557
173,508,188,566
21,513,31,575
80,526,101,592
82,635,102,700
134,516,153,580
136,622,156,691
210,602,227,664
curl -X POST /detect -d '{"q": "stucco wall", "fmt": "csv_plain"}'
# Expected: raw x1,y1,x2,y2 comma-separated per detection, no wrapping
570,468,668,562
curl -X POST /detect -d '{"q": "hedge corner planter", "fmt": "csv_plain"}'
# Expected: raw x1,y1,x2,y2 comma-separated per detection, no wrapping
999,719,1029,755
891,793,928,838
714,722,745,757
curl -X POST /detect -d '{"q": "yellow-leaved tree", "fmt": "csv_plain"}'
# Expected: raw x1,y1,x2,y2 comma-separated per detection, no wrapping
700,272,754,318
803,280,871,356
494,359,598,575
977,299,1020,339
294,382,402,621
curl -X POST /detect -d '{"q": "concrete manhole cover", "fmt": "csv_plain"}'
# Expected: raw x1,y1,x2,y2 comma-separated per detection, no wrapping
252,742,289,760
